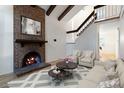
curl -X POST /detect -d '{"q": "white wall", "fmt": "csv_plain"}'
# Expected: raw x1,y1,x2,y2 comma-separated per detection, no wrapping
75,23,98,59
39,5,67,62
0,6,13,75
45,14,66,62
119,10,124,58
65,6,94,43
66,43,75,56
66,6,94,31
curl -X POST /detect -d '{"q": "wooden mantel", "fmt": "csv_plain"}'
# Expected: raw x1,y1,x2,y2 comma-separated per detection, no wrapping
15,39,48,47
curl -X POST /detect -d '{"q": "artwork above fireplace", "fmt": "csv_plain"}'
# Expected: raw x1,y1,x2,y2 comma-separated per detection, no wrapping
21,16,41,36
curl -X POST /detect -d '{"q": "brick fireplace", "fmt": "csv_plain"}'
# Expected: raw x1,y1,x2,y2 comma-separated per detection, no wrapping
14,5,51,75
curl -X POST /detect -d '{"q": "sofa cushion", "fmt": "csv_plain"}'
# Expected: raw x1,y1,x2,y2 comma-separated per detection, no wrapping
116,59,124,76
116,59,124,87
119,72,124,88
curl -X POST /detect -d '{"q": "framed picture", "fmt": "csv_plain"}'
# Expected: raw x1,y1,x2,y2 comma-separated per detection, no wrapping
21,16,41,35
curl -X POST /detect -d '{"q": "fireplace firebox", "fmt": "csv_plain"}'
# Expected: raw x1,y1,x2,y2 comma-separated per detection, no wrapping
22,51,42,67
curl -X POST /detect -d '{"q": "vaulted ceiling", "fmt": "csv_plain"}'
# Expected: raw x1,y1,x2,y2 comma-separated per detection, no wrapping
39,5,87,23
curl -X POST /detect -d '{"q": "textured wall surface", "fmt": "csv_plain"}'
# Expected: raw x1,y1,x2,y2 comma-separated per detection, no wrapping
14,5,46,69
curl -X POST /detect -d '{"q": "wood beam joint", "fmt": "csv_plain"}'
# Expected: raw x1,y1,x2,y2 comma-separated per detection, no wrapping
46,5,56,16
58,5,75,21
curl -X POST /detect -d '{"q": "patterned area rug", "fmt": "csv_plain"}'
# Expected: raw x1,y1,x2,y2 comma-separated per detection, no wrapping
8,66,90,88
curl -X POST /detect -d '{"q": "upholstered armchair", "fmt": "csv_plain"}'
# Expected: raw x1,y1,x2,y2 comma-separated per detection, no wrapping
78,51,95,68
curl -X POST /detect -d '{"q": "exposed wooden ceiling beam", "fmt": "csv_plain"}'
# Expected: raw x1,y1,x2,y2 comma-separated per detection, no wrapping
46,5,56,16
58,5,75,21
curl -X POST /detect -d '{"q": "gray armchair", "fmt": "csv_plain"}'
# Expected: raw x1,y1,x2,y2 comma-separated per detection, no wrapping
78,51,95,68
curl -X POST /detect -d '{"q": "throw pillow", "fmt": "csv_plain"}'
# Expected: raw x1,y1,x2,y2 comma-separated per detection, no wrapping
101,70,118,82
73,50,82,57
105,71,118,80
83,51,93,58
104,61,116,71
116,59,124,76
119,71,124,88
116,59,124,87
97,78,120,88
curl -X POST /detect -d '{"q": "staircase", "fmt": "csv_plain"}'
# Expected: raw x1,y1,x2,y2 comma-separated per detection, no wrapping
66,5,122,43
95,5,122,22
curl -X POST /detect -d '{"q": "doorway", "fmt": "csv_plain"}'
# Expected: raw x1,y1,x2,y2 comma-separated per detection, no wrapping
98,21,119,61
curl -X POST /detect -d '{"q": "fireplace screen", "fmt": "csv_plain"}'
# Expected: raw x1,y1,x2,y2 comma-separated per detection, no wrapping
22,51,42,67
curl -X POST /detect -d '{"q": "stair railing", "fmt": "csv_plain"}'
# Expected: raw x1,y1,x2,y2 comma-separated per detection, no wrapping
66,11,96,37
66,5,122,38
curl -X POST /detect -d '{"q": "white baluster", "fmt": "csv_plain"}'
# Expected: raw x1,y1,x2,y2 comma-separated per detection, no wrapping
96,9,99,20
105,6,107,19
113,6,116,16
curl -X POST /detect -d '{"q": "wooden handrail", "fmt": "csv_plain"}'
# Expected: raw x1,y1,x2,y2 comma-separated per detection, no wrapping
66,11,95,34
94,5,106,9
66,30,77,34
77,17,96,36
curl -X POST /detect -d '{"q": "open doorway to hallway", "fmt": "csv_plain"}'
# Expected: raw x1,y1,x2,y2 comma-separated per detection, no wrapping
98,20,119,61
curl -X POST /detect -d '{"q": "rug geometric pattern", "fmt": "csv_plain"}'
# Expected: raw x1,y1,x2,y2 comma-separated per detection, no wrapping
8,66,90,88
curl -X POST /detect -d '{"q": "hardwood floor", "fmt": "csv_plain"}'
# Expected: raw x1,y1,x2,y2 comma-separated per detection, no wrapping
0,59,63,88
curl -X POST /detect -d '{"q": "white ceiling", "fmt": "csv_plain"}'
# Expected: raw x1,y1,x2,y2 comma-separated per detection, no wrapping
61,5,86,22
39,5,50,11
39,5,93,23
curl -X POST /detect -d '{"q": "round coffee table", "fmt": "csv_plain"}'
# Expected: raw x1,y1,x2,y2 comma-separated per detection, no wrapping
48,69,65,85
56,61,77,69
48,69,65,80
56,61,77,79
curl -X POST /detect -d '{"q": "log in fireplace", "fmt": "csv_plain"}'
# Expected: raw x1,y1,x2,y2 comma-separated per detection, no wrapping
22,51,42,67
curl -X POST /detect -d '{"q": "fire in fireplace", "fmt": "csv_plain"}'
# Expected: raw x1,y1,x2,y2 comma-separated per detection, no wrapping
22,51,42,67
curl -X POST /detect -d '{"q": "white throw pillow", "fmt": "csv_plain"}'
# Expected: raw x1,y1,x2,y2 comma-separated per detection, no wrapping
116,59,124,76
104,61,116,71
119,71,124,88
83,51,93,58
73,50,81,57
116,59,124,87
105,70,118,80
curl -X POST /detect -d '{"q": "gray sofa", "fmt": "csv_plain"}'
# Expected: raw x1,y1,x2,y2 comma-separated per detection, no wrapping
78,59,124,88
